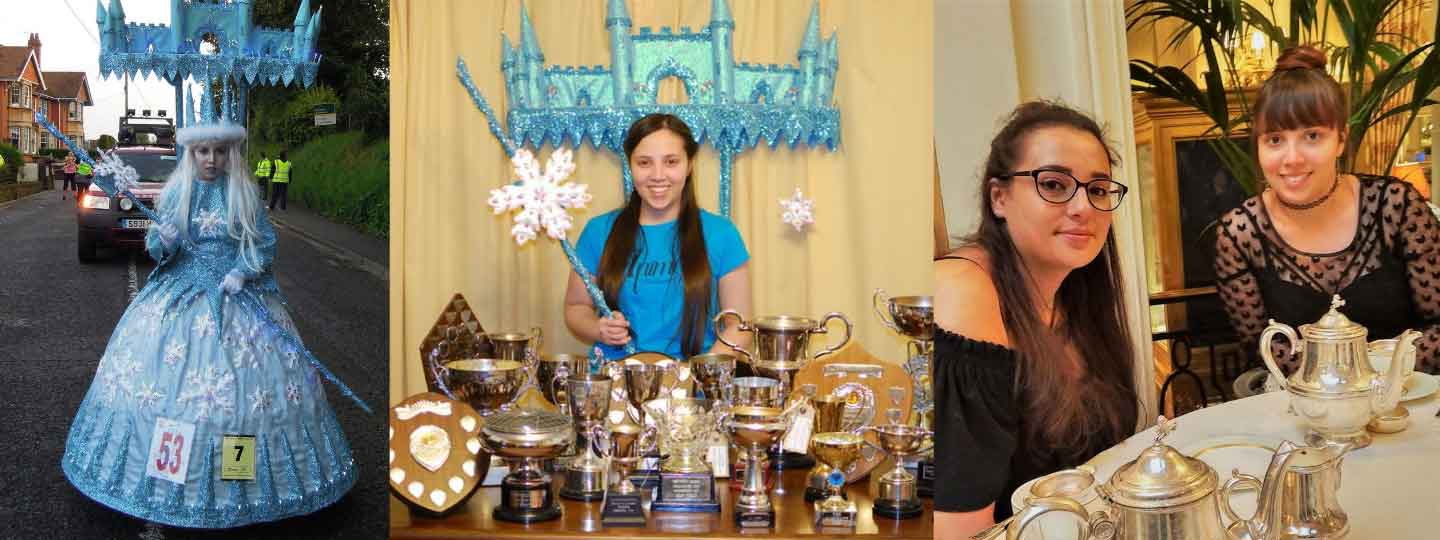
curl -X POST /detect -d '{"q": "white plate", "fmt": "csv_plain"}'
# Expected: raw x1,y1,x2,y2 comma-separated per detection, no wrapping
1400,373,1439,402
1262,372,1437,402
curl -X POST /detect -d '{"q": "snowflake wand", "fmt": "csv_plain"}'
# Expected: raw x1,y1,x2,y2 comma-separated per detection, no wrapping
35,109,160,223
461,59,635,367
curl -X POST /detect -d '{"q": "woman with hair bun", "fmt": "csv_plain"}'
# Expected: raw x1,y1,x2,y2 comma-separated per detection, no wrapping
1214,45,1440,375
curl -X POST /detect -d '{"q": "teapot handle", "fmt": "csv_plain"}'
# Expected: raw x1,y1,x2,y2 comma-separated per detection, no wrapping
1220,471,1263,538
1258,320,1299,391
1005,496,1094,540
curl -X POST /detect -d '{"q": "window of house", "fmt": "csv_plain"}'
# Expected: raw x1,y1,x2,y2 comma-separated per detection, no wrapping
69,102,81,121
8,127,18,148
8,85,19,107
21,84,32,109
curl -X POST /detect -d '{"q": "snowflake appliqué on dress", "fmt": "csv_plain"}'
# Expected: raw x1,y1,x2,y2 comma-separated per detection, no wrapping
99,350,142,406
163,340,186,367
134,382,165,410
192,208,225,237
179,366,237,420
192,312,216,338
250,387,274,415
285,381,303,405
285,347,302,371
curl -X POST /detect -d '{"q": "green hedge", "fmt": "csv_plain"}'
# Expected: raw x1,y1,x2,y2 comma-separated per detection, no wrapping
280,131,388,238
0,143,20,183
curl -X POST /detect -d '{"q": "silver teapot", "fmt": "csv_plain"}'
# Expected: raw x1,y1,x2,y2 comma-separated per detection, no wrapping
978,417,1229,540
1259,295,1419,449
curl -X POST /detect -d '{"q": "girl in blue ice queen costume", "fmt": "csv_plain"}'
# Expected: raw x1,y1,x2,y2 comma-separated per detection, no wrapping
62,122,355,528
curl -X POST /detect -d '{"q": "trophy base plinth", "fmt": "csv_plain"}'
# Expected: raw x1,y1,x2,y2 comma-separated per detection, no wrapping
769,450,814,470
734,507,776,528
917,459,935,498
600,492,648,527
493,481,562,523
652,471,720,513
814,501,858,530
873,498,924,520
559,465,607,501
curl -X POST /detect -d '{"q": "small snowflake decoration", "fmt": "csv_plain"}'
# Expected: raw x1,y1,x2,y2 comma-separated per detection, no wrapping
779,187,815,232
193,209,225,237
488,147,592,245
93,150,142,194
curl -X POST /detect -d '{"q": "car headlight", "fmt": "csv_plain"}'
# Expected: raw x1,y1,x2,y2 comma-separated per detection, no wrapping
82,194,111,209
119,197,134,211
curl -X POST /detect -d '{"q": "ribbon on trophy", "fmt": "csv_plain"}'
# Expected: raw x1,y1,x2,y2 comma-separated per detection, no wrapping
34,109,373,414
461,58,636,371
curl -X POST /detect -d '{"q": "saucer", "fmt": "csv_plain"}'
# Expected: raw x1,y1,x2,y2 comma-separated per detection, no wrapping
1400,373,1438,402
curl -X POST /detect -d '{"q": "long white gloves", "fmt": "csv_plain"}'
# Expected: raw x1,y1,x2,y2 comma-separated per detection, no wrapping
157,222,180,249
220,270,245,295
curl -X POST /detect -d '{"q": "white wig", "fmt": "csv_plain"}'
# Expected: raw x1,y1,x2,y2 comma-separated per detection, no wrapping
176,123,247,146
155,135,266,274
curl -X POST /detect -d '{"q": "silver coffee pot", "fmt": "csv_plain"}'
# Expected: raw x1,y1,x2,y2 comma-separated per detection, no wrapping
980,417,1229,540
1259,295,1419,449
1220,440,1353,540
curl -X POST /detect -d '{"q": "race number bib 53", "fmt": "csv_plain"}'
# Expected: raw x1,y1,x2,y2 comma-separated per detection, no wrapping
146,417,197,484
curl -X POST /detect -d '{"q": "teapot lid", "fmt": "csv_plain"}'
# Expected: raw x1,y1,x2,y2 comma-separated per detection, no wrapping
1103,417,1217,508
1299,295,1367,341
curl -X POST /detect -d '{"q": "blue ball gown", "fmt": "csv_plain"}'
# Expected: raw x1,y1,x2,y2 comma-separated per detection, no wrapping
61,177,356,528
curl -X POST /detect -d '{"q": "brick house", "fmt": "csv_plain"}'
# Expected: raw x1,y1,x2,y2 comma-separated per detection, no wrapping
0,34,92,160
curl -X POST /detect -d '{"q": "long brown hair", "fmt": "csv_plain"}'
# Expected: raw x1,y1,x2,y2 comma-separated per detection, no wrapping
971,100,1138,461
1252,46,1347,154
599,114,712,357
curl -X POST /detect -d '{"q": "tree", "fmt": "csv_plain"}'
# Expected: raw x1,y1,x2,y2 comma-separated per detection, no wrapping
250,0,389,139
97,134,117,150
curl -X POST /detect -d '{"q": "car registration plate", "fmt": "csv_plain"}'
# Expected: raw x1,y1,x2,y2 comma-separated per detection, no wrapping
123,219,152,229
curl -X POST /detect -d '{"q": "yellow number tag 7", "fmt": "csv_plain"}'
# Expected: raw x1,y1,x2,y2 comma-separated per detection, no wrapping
221,434,257,481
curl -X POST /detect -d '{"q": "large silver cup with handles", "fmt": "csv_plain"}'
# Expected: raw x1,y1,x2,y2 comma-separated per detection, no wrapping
558,372,612,501
714,310,853,367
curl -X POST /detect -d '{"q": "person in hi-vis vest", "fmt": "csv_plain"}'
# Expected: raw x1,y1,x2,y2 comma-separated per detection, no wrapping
270,151,292,211
254,151,273,201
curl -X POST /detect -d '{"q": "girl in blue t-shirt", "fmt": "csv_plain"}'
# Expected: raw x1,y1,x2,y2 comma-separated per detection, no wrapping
565,113,752,360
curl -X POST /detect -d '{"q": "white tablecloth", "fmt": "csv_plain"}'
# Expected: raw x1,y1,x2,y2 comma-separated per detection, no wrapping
1077,383,1440,538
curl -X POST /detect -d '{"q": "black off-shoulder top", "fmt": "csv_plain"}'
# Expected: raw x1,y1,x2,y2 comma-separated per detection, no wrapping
931,327,1123,521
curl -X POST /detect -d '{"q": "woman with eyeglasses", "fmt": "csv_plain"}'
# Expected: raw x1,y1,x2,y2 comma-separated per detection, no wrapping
933,100,1139,538
1214,46,1440,376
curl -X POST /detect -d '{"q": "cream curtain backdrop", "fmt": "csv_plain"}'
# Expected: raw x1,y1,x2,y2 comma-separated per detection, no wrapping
934,0,1157,422
390,0,934,403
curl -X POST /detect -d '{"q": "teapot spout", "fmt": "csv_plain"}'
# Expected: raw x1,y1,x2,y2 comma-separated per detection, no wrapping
1223,440,1299,540
1375,330,1421,414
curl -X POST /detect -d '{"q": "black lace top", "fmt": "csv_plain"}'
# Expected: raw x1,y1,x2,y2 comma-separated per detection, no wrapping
931,328,1122,521
1214,175,1440,374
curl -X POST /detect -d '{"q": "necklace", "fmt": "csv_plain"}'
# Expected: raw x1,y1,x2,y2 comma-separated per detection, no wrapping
1272,174,1341,211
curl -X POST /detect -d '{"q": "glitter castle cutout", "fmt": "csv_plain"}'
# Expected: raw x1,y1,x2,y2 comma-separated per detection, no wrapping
96,0,323,126
460,0,841,216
